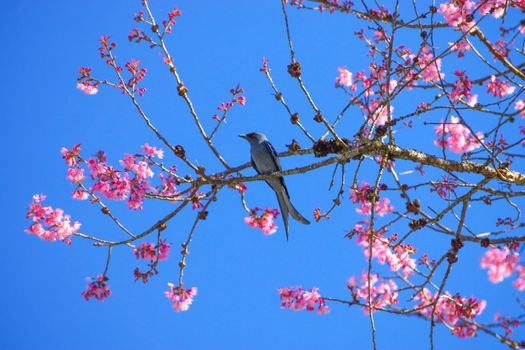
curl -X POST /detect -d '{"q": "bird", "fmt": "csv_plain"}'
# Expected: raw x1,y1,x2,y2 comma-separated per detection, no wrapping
239,132,310,240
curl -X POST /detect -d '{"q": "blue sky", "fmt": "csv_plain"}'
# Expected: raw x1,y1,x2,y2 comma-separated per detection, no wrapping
3,0,524,349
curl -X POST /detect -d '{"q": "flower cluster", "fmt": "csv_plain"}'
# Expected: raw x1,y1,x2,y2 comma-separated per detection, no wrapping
480,246,524,290
487,75,515,98
335,67,356,90
212,85,246,122
515,100,525,119
414,288,486,338
77,67,99,95
360,98,394,126
25,194,81,243
347,273,398,314
432,176,459,199
82,275,111,301
61,143,165,210
350,181,394,217
434,116,484,153
77,82,98,95
438,0,476,33
353,224,416,276
244,208,280,235
411,45,444,82
278,287,330,314
163,7,182,34
449,41,471,58
165,283,197,312
450,71,477,106
134,241,170,261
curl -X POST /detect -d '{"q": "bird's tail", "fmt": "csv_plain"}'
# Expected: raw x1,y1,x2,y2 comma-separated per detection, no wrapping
283,193,310,225
275,191,290,241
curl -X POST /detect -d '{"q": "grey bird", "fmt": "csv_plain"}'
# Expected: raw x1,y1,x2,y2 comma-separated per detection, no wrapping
239,132,310,240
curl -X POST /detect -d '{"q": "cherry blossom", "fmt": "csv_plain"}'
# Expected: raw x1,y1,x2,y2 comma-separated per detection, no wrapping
450,71,477,106
350,181,394,217
513,265,525,291
77,82,98,95
515,100,525,119
438,0,476,32
25,194,81,243
480,246,520,283
134,241,170,261
347,273,398,314
353,224,416,276
165,283,197,312
487,75,515,98
412,46,444,82
335,67,355,90
141,143,164,159
414,288,486,338
244,208,280,235
82,275,111,301
449,41,471,58
278,286,330,314
434,116,484,153
478,0,507,18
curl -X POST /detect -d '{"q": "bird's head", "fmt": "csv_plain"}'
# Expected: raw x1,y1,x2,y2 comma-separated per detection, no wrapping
239,132,268,144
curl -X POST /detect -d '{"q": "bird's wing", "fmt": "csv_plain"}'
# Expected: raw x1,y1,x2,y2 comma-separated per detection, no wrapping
263,141,283,172
251,141,290,198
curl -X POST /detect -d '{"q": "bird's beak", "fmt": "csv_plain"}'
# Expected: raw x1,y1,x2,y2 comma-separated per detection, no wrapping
239,134,248,139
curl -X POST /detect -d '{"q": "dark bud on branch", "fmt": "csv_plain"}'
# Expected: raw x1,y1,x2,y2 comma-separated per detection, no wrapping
287,62,302,78
291,113,300,124
286,139,301,152
313,138,350,157
174,145,186,158
177,83,188,96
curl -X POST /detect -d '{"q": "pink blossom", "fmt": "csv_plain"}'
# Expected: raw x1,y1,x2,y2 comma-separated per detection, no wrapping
278,286,330,314
434,116,484,153
350,181,394,217
514,100,525,119
25,194,80,243
450,71,477,106
487,75,515,98
414,288,486,338
236,96,246,106
478,0,507,18
244,208,279,235
66,167,85,183
157,168,179,197
449,41,471,58
513,265,525,291
87,155,108,178
347,273,398,314
353,224,416,276
413,46,444,82
72,189,89,200
141,143,164,159
335,67,355,90
134,241,170,261
61,144,81,166
165,283,197,312
433,176,459,199
354,71,375,96
438,1,476,32
77,82,98,95
82,275,111,301
480,247,520,283
360,99,394,126
90,169,131,201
